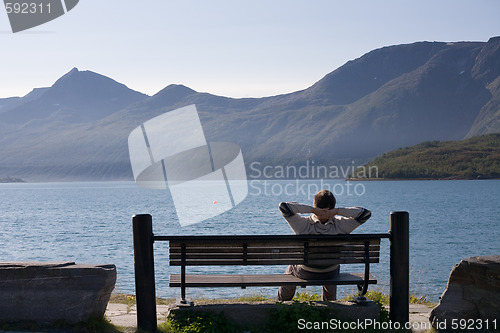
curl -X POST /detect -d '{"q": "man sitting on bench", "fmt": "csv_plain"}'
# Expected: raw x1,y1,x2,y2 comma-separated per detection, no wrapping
277,189,372,302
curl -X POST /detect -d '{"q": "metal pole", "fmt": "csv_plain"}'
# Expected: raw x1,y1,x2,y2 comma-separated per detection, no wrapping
181,243,186,303
389,211,409,324
132,214,157,331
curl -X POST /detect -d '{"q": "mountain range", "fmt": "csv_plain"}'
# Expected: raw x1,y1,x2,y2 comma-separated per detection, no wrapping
1,37,499,181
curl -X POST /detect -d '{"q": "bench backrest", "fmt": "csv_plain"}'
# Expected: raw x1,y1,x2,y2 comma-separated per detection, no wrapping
165,234,382,267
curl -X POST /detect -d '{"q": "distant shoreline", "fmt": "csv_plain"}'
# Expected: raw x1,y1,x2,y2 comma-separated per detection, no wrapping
346,177,500,181
0,177,26,183
1,177,500,183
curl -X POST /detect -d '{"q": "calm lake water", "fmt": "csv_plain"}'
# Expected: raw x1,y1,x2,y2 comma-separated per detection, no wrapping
0,180,498,302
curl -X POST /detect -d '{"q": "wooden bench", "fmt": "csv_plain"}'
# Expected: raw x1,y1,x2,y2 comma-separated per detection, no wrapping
132,212,409,331
161,234,388,305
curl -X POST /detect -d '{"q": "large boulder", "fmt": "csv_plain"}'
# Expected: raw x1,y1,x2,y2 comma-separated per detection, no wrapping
429,255,500,330
168,300,379,330
0,261,116,323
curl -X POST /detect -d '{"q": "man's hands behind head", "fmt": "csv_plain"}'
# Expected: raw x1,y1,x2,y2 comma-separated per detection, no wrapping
311,207,339,223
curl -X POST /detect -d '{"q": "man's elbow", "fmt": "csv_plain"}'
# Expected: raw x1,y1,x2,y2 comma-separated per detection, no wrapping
279,202,294,218
356,208,371,224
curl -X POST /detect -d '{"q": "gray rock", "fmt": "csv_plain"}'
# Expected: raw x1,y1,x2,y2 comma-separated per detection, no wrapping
0,261,116,324
168,300,379,330
430,255,500,330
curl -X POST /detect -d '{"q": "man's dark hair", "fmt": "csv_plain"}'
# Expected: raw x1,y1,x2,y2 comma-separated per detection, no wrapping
313,190,336,209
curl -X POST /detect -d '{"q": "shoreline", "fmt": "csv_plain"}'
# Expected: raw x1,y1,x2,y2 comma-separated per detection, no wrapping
346,177,500,181
0,177,26,183
1,177,499,184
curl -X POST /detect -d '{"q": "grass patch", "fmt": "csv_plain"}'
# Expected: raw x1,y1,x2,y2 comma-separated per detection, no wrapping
231,294,271,302
170,292,273,306
159,310,238,333
109,293,175,307
409,294,435,306
344,290,390,305
293,291,322,302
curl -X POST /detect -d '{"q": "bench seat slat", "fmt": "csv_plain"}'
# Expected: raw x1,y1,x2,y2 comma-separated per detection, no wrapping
307,258,379,265
170,247,303,253
169,251,379,260
261,249,380,256
170,253,305,260
307,240,380,247
307,245,380,252
170,259,306,265
169,272,377,288
169,245,381,254
169,240,380,249
169,253,379,261
170,258,379,266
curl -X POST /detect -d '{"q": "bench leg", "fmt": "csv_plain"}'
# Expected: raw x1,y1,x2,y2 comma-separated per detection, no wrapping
390,211,409,324
354,284,368,304
177,281,192,307
177,275,193,306
132,214,157,331
177,299,193,307
177,244,193,307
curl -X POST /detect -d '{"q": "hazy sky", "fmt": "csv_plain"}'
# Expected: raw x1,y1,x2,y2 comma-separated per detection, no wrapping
1,0,499,98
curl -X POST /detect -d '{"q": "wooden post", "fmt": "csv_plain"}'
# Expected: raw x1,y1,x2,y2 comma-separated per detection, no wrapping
389,211,409,324
132,214,157,331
